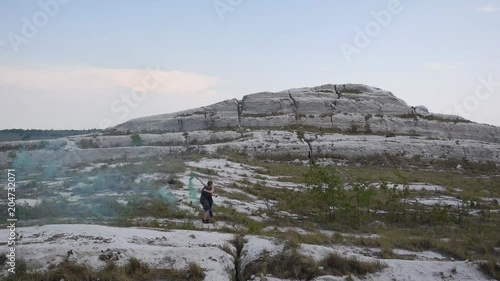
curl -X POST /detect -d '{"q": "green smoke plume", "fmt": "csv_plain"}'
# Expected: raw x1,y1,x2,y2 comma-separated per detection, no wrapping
12,150,37,180
188,173,199,206
157,187,176,206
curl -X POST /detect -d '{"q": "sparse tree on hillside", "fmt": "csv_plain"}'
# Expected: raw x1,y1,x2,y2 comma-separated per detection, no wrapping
304,165,343,221
131,134,143,146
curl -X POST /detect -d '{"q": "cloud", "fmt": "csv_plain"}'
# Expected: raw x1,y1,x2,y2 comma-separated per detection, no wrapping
424,62,464,72
0,65,219,95
476,3,497,12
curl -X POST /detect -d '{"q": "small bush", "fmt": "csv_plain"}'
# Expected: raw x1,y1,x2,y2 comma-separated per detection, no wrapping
220,243,235,257
296,129,305,141
385,131,396,137
77,138,99,149
8,151,17,159
479,260,500,280
130,134,143,146
186,262,205,281
364,123,372,134
348,124,359,134
231,234,245,256
0,253,7,267
125,257,150,275
397,113,418,119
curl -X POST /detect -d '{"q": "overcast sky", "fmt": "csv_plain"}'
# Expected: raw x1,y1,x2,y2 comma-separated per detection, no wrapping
0,0,499,129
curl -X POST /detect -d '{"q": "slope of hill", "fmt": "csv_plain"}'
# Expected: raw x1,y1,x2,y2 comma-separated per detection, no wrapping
0,84,499,281
111,83,500,144
1,84,499,168
0,129,101,142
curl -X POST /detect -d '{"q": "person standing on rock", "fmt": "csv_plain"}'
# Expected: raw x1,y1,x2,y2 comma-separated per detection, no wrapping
197,176,217,223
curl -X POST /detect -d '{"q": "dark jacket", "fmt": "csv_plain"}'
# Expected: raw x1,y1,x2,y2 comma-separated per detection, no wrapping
200,185,212,202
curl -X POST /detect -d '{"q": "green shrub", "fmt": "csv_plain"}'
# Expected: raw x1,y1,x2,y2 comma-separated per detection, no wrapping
130,134,143,146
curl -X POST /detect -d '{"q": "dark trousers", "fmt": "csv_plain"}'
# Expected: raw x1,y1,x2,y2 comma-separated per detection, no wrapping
208,197,213,217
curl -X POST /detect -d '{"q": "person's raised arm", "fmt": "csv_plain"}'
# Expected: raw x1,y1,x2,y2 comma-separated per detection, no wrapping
202,187,215,196
195,175,205,186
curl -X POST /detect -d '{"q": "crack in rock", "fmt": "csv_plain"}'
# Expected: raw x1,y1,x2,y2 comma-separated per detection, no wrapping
177,118,184,132
288,91,299,121
235,100,243,128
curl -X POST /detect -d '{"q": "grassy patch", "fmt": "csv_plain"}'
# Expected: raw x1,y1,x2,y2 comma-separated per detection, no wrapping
338,166,499,197
243,250,319,281
479,260,500,280
320,252,385,276
275,229,341,249
422,115,472,123
243,249,384,280
192,167,219,176
4,195,190,223
215,206,264,233
185,262,205,281
0,129,99,141
377,247,414,260
216,188,254,202
242,112,286,117
396,113,472,123
5,257,205,281
350,223,500,262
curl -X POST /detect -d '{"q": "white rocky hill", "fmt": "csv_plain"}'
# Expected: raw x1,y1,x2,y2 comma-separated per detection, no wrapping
0,224,492,281
112,84,500,144
0,84,499,281
1,84,499,167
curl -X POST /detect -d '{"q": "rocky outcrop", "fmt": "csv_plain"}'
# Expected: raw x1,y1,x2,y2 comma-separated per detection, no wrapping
110,84,500,144
0,224,236,281
1,130,499,167
1,84,499,168
113,98,241,133
0,224,490,281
